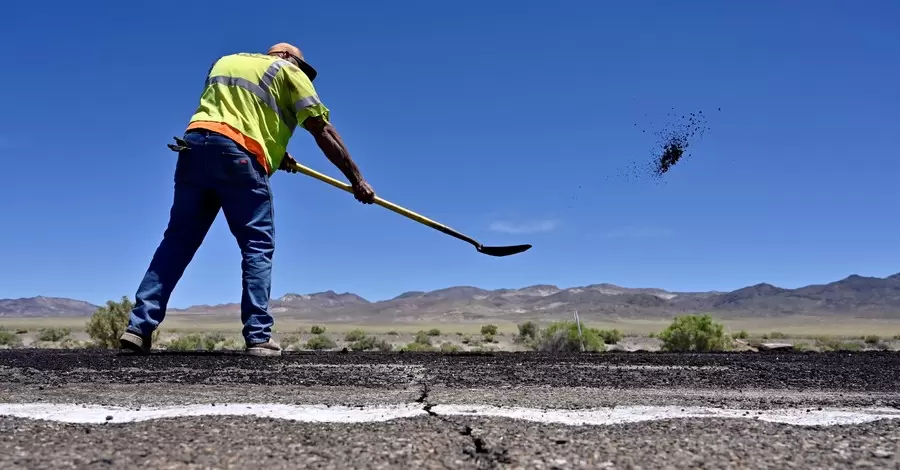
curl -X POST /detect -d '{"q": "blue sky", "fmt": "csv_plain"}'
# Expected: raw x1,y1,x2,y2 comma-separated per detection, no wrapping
1,0,898,307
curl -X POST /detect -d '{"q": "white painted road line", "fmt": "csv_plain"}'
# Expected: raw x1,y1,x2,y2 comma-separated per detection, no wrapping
432,405,900,427
2,403,900,426
0,403,425,424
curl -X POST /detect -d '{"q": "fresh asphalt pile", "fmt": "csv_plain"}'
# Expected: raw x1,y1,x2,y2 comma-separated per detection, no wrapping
609,107,716,184
647,109,711,178
1,350,899,469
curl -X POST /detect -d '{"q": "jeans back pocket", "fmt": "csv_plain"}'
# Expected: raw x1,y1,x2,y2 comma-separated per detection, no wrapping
220,151,265,188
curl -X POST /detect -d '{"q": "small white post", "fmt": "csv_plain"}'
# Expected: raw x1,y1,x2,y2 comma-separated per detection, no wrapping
573,310,585,352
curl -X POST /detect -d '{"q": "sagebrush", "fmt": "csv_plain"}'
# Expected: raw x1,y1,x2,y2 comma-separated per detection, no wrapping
306,334,336,350
481,324,498,336
350,335,392,352
166,333,228,352
86,297,159,348
517,321,538,340
0,327,22,347
414,331,432,345
657,314,730,352
534,321,605,352
597,329,623,345
345,329,366,342
404,342,436,352
37,327,71,342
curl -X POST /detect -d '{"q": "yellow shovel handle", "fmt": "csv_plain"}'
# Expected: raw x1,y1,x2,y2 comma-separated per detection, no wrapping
288,161,480,248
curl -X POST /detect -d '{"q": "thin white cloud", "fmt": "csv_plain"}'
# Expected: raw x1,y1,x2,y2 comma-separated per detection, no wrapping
489,219,559,234
605,227,672,239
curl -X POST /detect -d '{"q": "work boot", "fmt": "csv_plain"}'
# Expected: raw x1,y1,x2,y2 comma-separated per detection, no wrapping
246,339,282,356
120,330,152,355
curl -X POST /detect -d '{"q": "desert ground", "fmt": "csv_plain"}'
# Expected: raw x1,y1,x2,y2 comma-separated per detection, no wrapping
4,313,900,354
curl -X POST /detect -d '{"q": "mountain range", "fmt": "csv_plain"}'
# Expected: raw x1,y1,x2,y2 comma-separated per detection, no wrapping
2,273,899,323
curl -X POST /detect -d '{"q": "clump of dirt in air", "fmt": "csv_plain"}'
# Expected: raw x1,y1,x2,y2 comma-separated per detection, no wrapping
648,109,710,178
655,140,686,176
609,107,716,184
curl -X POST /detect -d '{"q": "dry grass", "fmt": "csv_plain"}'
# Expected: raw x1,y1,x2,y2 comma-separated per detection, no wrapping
5,315,900,339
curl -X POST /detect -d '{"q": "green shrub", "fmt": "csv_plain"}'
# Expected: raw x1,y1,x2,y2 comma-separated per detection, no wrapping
481,324,498,336
60,338,92,349
426,328,441,336
165,334,202,351
348,338,370,351
215,337,245,351
440,342,460,353
344,329,366,342
414,331,432,345
306,334,337,350
793,342,811,352
404,342,436,352
350,336,392,352
517,321,538,340
658,314,731,352
14,329,27,335
310,325,326,334
461,335,471,344
204,333,226,350
166,333,225,352
769,331,787,339
280,334,301,347
482,333,496,343
86,296,159,348
736,330,749,340
597,329,623,345
386,331,399,336
534,321,605,352
864,335,880,345
893,334,900,341
37,327,71,342
0,328,22,347
817,338,862,352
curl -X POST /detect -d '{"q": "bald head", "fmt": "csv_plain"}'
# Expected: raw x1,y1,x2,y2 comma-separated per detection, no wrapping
266,42,318,81
268,43,304,60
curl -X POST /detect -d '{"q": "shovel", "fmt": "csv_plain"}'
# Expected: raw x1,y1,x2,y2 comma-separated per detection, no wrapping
288,161,531,257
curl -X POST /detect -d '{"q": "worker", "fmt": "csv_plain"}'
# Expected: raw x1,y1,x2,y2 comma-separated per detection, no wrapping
120,43,375,356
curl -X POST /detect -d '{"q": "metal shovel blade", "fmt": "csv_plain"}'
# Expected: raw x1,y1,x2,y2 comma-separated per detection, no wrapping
477,244,533,257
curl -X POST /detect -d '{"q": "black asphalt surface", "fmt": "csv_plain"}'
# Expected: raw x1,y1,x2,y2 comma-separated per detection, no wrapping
1,350,899,469
3,349,899,391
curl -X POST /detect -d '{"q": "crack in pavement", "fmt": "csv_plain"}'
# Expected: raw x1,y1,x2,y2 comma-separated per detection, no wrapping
415,374,511,469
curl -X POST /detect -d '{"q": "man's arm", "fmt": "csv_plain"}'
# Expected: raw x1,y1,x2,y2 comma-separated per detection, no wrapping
302,115,375,204
278,62,375,203
302,115,363,185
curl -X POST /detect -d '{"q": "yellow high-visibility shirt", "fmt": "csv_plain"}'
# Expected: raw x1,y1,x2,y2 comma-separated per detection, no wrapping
186,52,329,175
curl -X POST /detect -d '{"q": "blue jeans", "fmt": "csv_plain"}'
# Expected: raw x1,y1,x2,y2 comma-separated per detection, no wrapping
127,129,276,345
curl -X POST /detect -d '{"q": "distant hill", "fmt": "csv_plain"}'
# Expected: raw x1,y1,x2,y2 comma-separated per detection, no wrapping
0,296,98,317
3,273,899,322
